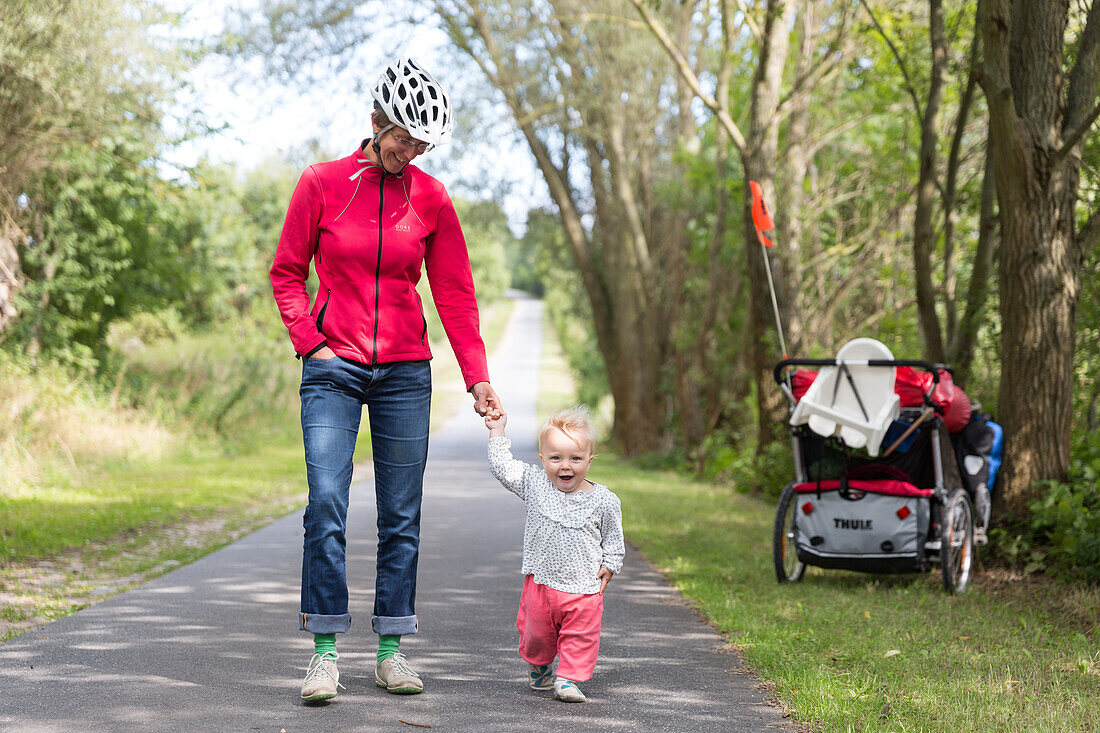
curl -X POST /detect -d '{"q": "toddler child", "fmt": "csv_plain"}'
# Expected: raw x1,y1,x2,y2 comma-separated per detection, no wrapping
485,406,625,703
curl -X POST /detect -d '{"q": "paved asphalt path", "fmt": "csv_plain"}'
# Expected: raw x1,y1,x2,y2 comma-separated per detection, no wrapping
0,295,791,732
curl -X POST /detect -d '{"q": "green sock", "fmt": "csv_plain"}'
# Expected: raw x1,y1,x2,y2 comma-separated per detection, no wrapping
377,634,400,663
314,633,336,656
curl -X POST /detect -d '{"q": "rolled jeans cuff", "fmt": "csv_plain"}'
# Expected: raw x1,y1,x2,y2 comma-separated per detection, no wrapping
300,612,351,634
372,614,418,636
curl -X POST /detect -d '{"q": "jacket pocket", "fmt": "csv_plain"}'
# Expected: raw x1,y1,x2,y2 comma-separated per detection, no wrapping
413,289,428,347
316,289,331,334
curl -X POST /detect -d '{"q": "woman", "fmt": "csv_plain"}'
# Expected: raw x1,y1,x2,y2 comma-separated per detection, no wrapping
270,58,501,702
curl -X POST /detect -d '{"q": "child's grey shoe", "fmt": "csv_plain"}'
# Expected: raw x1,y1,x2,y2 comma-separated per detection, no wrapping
528,663,554,690
375,652,424,694
301,651,344,702
553,677,586,702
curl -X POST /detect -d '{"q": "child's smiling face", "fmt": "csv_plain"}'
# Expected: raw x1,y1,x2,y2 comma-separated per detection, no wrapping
539,427,594,493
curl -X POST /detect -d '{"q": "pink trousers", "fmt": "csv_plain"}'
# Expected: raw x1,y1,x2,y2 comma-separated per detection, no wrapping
516,574,604,682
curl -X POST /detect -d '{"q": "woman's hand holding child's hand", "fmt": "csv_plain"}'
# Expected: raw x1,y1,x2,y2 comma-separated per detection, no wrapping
597,567,613,594
485,408,507,436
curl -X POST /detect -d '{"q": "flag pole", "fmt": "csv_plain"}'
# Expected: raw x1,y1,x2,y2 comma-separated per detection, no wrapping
749,181,788,361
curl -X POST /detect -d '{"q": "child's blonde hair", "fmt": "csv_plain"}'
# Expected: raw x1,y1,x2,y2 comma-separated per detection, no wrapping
538,405,596,454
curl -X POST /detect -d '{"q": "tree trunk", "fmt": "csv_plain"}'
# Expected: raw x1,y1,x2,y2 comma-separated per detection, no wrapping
778,0,821,361
979,0,1097,516
912,0,947,362
994,187,1080,514
447,2,673,454
946,140,997,386
0,221,22,333
746,0,797,454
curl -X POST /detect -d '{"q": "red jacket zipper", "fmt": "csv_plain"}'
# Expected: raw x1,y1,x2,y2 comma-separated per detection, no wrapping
372,175,384,364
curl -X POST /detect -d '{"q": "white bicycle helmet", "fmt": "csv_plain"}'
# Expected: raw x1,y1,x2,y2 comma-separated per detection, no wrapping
371,58,453,148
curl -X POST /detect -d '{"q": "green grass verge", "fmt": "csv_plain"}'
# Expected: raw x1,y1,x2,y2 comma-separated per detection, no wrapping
596,458,1100,731
0,440,303,562
427,296,514,432
0,439,307,640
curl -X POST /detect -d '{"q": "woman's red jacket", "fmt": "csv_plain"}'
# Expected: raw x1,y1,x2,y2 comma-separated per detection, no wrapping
270,145,489,389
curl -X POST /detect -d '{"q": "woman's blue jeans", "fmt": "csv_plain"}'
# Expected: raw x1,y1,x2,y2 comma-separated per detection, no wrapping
297,356,431,637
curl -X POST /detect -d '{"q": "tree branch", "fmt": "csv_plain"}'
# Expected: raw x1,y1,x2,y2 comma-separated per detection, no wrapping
858,0,924,124
978,0,1030,185
627,0,747,153
1057,96,1100,163
1060,0,1100,162
778,1,855,118
776,54,847,120
731,0,763,44
455,6,576,229
806,114,871,158
942,18,981,345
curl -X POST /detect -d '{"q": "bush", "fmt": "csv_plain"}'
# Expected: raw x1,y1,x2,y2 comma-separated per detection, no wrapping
106,308,185,350
1024,441,1100,583
723,439,793,496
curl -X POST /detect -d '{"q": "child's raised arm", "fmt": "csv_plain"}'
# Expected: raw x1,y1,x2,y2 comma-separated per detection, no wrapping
487,410,530,498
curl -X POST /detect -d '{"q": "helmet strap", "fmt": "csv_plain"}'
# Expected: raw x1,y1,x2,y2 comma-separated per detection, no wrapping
369,132,407,178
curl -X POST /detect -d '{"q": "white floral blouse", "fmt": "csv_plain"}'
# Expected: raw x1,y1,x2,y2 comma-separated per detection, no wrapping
488,436,625,594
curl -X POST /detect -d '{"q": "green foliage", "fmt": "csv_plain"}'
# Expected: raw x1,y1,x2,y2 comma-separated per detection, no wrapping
521,208,608,409
1074,241,1099,437
0,0,184,197
1011,438,1100,584
0,0,208,368
106,308,186,348
168,159,300,324
723,438,794,496
505,237,544,296
10,138,177,368
452,198,510,305
4,141,304,368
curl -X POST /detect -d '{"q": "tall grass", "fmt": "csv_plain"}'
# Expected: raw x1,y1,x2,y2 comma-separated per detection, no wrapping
0,314,304,562
104,309,299,442
1,354,176,487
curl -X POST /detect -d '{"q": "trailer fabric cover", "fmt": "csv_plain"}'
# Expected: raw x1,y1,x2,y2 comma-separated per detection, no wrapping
792,479,931,566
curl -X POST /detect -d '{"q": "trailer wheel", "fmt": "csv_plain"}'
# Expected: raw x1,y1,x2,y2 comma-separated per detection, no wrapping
773,482,806,583
941,488,974,594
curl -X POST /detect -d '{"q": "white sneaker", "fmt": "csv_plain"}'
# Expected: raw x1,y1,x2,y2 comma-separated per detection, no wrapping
300,651,344,702
375,652,424,694
553,677,586,703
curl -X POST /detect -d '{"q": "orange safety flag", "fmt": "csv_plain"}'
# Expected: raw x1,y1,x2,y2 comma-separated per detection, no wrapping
749,180,775,247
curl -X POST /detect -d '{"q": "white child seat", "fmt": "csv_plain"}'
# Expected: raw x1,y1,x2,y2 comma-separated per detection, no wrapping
789,337,900,457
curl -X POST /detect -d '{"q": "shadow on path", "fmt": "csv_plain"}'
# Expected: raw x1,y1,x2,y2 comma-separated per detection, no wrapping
0,296,793,732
